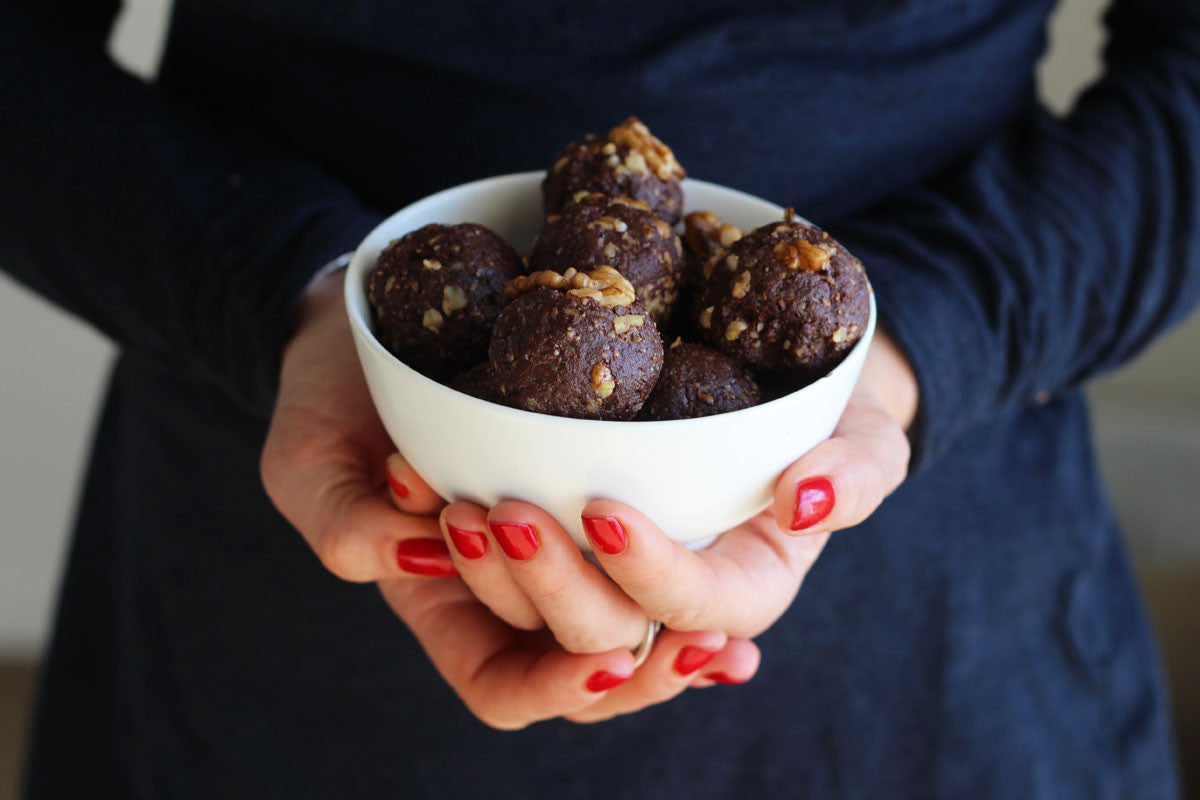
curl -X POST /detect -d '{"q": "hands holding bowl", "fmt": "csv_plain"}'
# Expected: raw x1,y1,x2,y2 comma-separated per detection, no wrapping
260,122,918,729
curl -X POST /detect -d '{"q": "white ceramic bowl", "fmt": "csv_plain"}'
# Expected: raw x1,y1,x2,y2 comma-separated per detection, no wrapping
346,172,875,549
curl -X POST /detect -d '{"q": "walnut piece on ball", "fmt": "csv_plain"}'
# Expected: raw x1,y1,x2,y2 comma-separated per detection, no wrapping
693,210,870,383
541,117,686,225
368,223,522,381
638,339,761,421
490,267,663,420
529,193,684,325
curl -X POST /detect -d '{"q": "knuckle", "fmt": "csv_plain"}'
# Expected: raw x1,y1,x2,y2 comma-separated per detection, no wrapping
553,628,621,655
315,528,374,583
471,706,529,731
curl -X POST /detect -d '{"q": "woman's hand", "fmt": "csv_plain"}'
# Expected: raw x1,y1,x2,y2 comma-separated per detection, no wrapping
433,329,917,691
260,270,753,729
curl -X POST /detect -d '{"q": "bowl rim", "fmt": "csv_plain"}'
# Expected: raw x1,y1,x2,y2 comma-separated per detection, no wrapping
344,170,876,429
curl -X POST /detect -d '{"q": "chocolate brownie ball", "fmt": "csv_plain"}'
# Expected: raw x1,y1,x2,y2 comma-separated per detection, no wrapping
682,210,743,278
542,117,685,225
529,194,684,325
638,340,761,421
489,267,663,420
368,223,522,381
450,362,500,404
694,210,870,383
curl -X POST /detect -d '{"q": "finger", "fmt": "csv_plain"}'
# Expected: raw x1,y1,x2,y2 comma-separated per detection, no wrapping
385,452,446,516
379,578,635,730
772,397,910,536
582,502,824,636
440,501,544,631
563,629,727,724
486,501,649,654
689,637,762,687
261,417,457,582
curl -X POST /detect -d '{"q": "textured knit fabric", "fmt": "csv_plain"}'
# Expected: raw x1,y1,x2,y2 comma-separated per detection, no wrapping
3,1,1195,797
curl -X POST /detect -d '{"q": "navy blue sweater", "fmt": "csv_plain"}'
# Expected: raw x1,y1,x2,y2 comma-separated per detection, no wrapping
4,1,1196,797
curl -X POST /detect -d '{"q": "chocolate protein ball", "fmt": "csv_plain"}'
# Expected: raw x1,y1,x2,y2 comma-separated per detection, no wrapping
368,223,522,381
529,194,684,324
542,117,686,225
694,210,870,383
489,267,663,420
450,362,500,404
671,210,745,340
682,210,743,278
638,340,761,421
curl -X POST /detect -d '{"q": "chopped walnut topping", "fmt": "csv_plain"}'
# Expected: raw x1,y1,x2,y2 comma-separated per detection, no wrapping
506,266,636,308
611,196,650,210
605,117,685,181
422,308,444,332
698,306,714,329
703,251,724,281
653,219,673,240
442,285,468,316
590,362,616,398
624,151,648,174
422,259,442,271
725,320,749,340
612,314,645,335
603,242,618,259
831,327,850,344
571,189,592,204
731,271,752,298
774,239,831,271
601,142,617,155
553,156,569,173
592,216,628,233
684,211,743,256
725,254,739,271
383,275,396,293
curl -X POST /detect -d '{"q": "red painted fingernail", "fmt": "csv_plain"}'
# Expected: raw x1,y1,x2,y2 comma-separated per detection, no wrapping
586,670,631,692
581,514,627,555
489,522,539,561
447,524,488,559
387,472,410,499
396,538,457,577
791,476,835,531
704,671,749,685
674,646,720,676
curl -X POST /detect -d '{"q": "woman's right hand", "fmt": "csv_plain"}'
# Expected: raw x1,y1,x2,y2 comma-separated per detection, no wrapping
260,268,756,729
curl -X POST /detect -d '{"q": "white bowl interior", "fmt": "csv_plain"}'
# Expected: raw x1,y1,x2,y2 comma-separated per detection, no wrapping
346,172,875,548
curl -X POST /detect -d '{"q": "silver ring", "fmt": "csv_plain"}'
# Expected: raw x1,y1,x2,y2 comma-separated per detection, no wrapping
630,620,663,669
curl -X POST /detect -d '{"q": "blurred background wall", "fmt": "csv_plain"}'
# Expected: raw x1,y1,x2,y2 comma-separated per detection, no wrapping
1,0,1196,795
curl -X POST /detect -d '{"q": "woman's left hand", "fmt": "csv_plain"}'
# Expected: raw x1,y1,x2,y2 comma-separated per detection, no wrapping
390,330,918,722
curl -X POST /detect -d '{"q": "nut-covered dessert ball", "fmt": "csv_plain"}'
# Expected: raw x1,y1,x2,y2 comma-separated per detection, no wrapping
542,117,686,225
529,194,684,324
694,210,870,382
682,210,743,278
368,223,523,380
638,340,761,421
489,267,663,420
450,362,500,404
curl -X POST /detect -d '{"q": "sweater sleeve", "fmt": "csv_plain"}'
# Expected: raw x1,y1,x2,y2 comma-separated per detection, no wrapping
0,2,383,414
830,0,1200,470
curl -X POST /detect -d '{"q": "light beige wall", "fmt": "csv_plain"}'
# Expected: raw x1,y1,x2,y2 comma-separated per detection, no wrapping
0,0,168,657
0,0,1197,655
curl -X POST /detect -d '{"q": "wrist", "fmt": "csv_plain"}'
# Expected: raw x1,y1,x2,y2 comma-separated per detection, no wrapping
295,252,352,330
